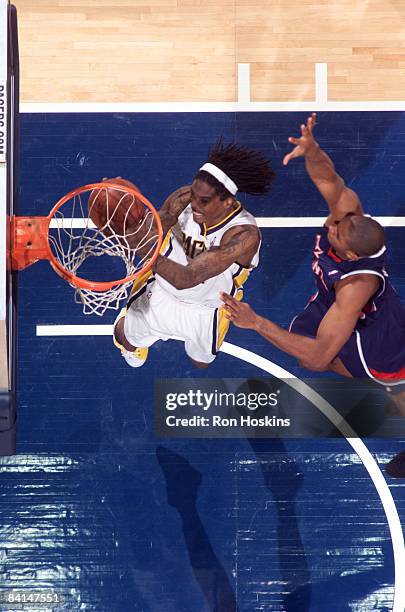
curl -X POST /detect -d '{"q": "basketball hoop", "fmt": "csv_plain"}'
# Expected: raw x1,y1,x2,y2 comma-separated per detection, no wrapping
11,182,163,316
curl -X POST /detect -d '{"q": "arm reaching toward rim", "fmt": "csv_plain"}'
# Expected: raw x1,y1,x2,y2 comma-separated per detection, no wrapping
283,113,363,223
125,184,191,252
220,273,378,371
152,224,260,290
158,185,192,235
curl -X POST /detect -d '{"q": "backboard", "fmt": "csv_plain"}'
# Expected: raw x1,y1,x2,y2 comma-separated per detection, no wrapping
0,0,18,455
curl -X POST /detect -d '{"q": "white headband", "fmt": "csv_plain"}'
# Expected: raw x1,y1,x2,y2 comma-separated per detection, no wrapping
199,162,238,196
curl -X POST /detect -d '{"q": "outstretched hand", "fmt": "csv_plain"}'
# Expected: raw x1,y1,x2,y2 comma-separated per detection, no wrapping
283,113,318,166
220,292,259,329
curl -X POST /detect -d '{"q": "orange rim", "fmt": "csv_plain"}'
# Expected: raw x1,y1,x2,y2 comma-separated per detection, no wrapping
46,182,163,291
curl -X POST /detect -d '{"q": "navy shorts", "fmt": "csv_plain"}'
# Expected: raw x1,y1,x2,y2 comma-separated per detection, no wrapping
290,298,405,395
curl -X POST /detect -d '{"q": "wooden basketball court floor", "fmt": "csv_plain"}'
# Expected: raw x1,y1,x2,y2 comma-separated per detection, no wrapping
2,2,405,611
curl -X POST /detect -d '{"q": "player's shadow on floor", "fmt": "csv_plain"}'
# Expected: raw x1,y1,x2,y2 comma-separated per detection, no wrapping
246,436,312,611
156,438,312,611
156,445,238,612
235,378,312,610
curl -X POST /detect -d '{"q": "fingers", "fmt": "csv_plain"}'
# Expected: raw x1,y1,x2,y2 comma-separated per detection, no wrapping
308,112,317,129
167,186,191,207
177,184,192,197
178,189,192,205
300,120,313,136
220,292,238,307
283,146,301,166
177,185,192,198
284,113,317,164
283,133,301,165
288,113,317,142
220,292,239,319
224,306,238,321
282,152,294,166
178,185,191,194
305,112,317,134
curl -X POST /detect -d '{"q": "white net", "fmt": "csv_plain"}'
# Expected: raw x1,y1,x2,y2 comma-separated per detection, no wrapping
47,184,160,316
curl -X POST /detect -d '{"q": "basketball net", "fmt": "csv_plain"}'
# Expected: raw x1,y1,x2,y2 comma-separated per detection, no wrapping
11,183,163,316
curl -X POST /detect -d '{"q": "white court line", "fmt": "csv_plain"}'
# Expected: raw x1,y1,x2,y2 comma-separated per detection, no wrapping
37,324,112,336
20,101,405,112
315,63,328,104
33,322,405,611
49,217,405,229
257,216,405,228
237,64,251,104
221,342,405,612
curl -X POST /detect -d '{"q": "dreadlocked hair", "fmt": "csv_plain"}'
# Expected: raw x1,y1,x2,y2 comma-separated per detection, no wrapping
195,140,275,200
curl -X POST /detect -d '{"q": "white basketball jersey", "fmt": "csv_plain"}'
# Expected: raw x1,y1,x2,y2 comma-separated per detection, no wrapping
155,202,260,308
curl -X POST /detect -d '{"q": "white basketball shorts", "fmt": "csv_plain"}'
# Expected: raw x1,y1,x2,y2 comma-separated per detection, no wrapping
124,278,230,364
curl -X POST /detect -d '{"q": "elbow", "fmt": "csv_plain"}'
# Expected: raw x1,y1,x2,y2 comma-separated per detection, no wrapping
303,360,329,372
167,276,186,290
299,351,330,372
173,279,192,290
171,272,196,290
300,359,329,372
308,339,336,371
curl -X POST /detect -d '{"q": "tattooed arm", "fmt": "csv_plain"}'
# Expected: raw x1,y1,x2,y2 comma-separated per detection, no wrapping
158,185,192,235
126,184,191,252
152,224,260,289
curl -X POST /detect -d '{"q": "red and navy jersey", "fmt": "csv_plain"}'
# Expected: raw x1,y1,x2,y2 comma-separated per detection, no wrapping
311,225,389,318
307,225,405,385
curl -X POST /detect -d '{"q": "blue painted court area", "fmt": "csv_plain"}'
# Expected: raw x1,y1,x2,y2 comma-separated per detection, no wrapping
1,112,404,611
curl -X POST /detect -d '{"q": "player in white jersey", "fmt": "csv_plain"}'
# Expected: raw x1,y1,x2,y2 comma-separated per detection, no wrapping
113,141,275,368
